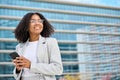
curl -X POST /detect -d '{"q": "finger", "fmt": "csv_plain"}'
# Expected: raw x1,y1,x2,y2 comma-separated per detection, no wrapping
12,60,16,63
15,63,21,68
20,56,28,61
16,66,22,71
16,56,30,68
16,57,23,60
17,62,25,66
15,60,22,64
13,60,19,66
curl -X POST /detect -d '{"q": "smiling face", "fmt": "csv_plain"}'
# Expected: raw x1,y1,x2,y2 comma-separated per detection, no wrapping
28,14,43,36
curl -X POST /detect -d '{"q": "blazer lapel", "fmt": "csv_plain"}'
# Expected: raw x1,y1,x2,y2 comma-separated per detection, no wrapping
36,35,47,63
20,40,29,55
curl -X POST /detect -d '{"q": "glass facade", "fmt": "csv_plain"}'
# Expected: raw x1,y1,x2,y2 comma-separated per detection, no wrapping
0,0,120,80
77,27,120,80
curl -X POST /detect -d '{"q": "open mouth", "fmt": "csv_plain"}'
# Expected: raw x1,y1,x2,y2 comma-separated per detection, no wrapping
34,26,40,30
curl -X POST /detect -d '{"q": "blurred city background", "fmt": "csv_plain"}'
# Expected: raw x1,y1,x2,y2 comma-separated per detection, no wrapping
0,0,120,80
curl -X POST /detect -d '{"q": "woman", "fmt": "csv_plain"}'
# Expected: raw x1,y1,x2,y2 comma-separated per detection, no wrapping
13,12,63,80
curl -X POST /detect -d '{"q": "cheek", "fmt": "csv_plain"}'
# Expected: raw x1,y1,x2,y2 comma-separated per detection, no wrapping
28,26,34,33
29,26,33,32
41,26,43,30
40,24,43,31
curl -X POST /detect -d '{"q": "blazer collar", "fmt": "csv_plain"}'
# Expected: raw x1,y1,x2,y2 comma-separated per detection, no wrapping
20,35,46,55
25,35,45,45
38,35,46,44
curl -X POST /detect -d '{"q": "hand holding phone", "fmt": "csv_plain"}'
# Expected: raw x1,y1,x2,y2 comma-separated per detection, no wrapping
10,52,23,72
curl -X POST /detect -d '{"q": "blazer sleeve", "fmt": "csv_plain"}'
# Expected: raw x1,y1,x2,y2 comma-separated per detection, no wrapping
13,44,23,80
30,38,63,75
13,68,23,80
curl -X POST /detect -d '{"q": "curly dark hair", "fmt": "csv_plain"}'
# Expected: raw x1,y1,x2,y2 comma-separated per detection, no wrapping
14,12,54,43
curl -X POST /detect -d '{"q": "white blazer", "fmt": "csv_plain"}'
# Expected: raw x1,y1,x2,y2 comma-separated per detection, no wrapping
13,35,63,80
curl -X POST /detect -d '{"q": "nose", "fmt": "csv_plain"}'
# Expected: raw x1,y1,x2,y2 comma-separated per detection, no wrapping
35,21,40,24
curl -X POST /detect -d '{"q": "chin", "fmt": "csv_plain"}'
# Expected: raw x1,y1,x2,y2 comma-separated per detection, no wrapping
33,32,40,35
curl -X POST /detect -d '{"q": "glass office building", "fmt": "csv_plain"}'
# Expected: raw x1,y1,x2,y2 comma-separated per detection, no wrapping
77,27,120,80
0,0,120,80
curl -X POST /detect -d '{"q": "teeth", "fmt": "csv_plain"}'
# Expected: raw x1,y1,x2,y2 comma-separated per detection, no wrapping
35,27,39,29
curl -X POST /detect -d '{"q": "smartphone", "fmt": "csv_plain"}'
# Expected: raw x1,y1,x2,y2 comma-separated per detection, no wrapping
9,52,20,59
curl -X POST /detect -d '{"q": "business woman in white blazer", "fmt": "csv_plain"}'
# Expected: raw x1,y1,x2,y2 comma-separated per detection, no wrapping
13,12,63,80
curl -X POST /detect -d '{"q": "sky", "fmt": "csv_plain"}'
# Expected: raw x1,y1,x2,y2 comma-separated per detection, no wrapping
60,0,120,7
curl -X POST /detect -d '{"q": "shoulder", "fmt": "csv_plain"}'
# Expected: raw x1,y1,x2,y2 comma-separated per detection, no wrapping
45,37,59,50
45,37,58,46
15,43,25,54
46,37,57,43
16,43,25,49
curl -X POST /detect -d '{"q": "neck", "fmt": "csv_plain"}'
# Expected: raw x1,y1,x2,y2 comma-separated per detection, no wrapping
29,34,39,42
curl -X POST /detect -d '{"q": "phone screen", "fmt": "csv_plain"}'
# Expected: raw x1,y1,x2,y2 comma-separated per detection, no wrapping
9,52,20,59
